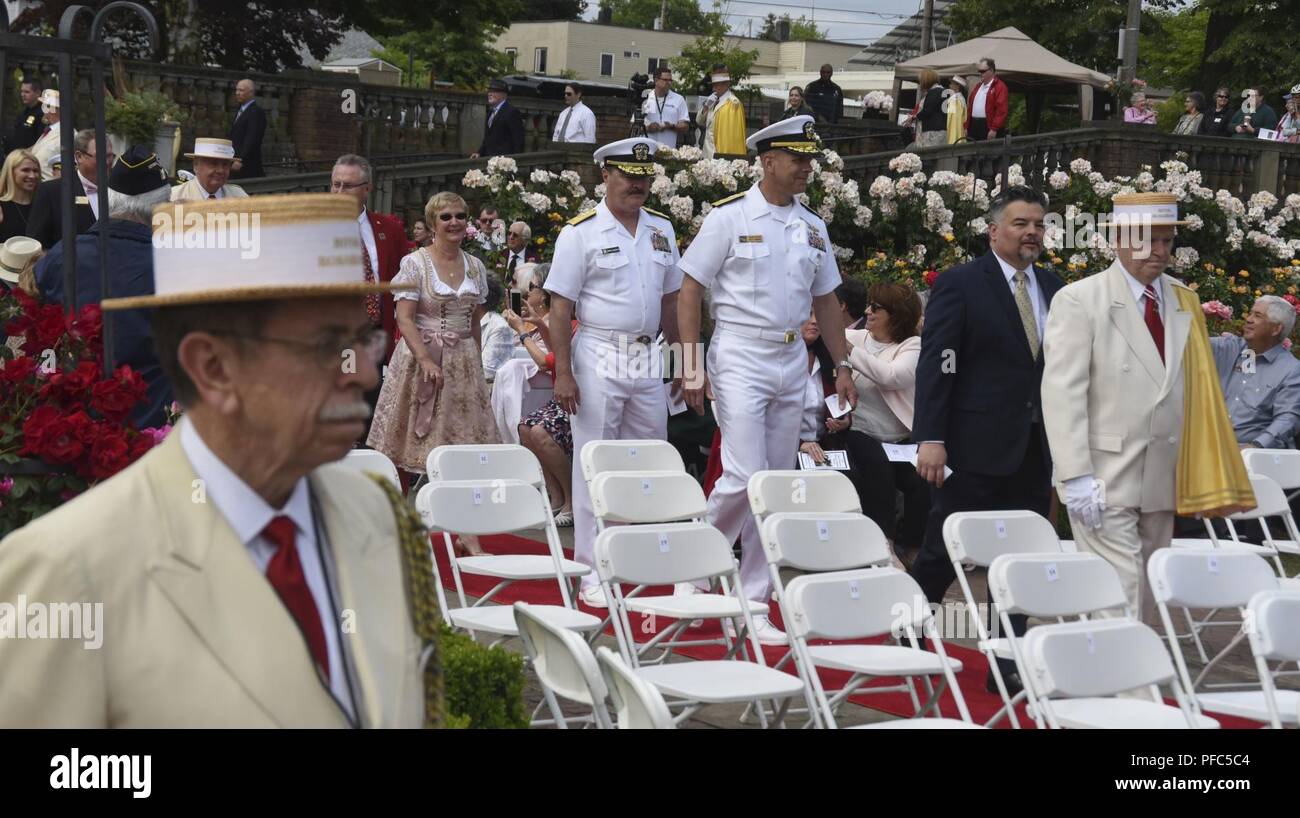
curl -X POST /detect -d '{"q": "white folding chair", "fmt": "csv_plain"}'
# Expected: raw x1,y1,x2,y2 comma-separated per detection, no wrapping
415,480,599,643
513,602,612,729
747,469,861,528
1245,589,1300,729
596,646,676,729
782,568,979,729
1147,549,1295,726
589,471,766,662
427,444,580,608
1192,475,1299,576
1242,448,1300,500
580,439,686,482
943,510,1067,728
1017,617,1219,729
341,448,401,489
595,521,807,727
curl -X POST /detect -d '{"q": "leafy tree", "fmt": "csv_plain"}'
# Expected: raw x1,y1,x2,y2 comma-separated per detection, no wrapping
670,32,760,97
606,0,727,36
514,0,587,20
1190,0,1300,101
374,25,517,90
1139,5,1207,93
757,13,826,42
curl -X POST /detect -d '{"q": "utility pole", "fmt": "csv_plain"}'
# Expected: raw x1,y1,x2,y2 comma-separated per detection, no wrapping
1121,0,1141,82
659,0,667,31
919,0,934,56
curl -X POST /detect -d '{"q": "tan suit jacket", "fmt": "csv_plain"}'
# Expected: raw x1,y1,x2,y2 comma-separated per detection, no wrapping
169,178,248,202
1042,261,1195,511
0,433,424,727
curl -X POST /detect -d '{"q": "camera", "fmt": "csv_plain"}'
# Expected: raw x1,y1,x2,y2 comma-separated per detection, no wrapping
627,73,652,136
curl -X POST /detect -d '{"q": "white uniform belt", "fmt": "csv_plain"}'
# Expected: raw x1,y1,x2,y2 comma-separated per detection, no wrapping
715,320,800,344
580,326,656,344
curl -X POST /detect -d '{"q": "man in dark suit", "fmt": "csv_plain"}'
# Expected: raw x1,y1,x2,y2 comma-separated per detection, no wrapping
228,78,267,179
502,220,540,280
331,154,409,363
910,186,1064,695
26,129,111,249
4,78,45,155
470,79,525,159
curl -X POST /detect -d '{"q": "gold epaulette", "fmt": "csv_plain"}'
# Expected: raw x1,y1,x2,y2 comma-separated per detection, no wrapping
711,192,745,207
566,209,597,226
642,206,670,220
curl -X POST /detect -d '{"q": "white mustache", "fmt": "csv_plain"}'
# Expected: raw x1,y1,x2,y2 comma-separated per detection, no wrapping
318,401,372,423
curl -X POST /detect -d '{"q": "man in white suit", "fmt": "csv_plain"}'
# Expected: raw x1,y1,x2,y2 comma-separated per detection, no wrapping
171,137,248,201
1042,193,1196,624
30,89,61,181
0,194,435,727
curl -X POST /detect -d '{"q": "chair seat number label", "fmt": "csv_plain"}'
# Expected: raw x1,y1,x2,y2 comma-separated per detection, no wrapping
1207,555,1219,574
658,533,670,553
472,487,484,505
478,453,489,465
1045,563,1059,582
995,520,1007,539
641,479,653,495
848,580,860,599
816,520,830,541
628,447,638,457
1274,454,1282,465
1085,631,1096,654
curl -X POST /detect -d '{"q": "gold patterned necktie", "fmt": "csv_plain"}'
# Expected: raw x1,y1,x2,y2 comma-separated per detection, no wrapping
1013,269,1040,359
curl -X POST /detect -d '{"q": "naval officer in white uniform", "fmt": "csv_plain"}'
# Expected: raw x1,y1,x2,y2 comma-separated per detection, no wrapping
545,138,685,607
677,115,857,644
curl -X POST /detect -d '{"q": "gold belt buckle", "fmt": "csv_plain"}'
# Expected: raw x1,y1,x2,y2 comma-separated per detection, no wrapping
783,330,795,343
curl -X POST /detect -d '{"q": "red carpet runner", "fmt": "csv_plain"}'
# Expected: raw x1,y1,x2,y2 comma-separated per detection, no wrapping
433,532,1263,728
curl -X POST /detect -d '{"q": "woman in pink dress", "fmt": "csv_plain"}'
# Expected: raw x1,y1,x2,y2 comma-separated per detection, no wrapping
368,191,500,550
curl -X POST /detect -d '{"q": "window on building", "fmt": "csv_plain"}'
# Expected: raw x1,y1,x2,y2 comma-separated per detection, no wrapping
648,57,664,75
534,47,547,74
505,48,518,68
600,53,614,77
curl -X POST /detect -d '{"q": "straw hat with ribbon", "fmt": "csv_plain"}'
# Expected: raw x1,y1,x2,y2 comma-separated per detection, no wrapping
1099,192,1190,228
0,236,41,285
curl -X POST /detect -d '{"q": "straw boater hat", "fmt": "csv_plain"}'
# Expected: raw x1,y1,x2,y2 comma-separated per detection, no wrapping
39,89,59,110
1099,192,1189,227
184,137,237,162
710,71,731,84
746,114,822,155
101,193,415,310
0,236,41,285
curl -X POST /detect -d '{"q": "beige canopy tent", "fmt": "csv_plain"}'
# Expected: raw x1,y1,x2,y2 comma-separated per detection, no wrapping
893,27,1114,128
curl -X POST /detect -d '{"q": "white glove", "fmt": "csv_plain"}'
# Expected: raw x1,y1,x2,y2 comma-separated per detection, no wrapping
1063,475,1105,529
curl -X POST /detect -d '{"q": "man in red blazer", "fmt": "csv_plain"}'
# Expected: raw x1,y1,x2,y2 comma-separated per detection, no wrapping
965,57,1009,141
330,154,409,360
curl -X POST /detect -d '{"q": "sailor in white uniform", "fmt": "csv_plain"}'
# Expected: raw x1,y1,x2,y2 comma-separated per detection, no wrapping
676,115,857,644
544,138,684,607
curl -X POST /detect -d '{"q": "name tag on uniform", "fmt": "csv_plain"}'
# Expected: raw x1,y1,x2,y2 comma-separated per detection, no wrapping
75,196,89,205
807,232,826,252
650,231,670,253
25,115,35,126
738,235,764,243
600,246,621,255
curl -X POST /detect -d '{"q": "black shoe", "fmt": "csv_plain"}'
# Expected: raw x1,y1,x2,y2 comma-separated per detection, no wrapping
986,669,1023,697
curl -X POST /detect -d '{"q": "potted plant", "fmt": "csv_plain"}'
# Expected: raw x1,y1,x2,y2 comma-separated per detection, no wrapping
105,90,188,175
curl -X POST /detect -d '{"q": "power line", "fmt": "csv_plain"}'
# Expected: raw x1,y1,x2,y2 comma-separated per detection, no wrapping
718,0,914,18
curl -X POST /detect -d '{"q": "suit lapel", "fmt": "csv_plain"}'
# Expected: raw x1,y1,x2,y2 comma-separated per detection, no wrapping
143,435,349,728
1159,275,1193,401
1104,262,1165,386
982,252,1034,362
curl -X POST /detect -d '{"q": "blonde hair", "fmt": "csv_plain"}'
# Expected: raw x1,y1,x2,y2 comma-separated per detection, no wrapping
424,191,468,226
0,149,39,203
17,249,44,296
918,69,939,90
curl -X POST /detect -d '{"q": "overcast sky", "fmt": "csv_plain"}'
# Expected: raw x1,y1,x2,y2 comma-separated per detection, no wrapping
584,1,927,47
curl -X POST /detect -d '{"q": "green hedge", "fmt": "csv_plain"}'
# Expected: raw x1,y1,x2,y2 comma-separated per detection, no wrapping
441,626,528,729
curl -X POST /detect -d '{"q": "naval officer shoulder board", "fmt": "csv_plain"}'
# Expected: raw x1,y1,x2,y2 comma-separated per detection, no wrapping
567,209,598,226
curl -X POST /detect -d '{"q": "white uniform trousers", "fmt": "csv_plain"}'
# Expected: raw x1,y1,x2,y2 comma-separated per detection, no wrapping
1069,506,1174,626
706,328,808,603
570,330,669,589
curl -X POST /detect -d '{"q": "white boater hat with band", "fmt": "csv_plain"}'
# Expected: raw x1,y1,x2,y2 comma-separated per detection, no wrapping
1100,192,1189,227
1,236,41,285
101,193,416,310
184,137,237,161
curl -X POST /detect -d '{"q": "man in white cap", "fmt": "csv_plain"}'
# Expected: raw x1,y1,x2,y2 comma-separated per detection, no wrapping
545,137,684,607
30,89,61,181
171,138,249,201
1042,192,1253,624
677,115,857,643
696,63,746,159
0,193,440,727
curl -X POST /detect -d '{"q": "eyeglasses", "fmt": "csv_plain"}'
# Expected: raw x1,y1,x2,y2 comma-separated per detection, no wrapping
564,92,575,97
439,212,468,222
979,66,991,73
330,180,369,192
508,231,524,238
1216,94,1229,99
867,302,889,312
212,327,388,369
527,282,540,292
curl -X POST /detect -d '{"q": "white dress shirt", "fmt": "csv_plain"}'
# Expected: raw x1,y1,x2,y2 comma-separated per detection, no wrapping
993,252,1047,339
552,101,597,143
357,209,379,277
480,310,515,381
643,90,690,148
178,418,355,722
78,172,99,219
971,81,992,118
1119,263,1166,322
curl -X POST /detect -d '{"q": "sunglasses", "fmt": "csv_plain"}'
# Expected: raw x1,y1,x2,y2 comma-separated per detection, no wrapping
1216,94,1229,99
564,92,575,97
867,302,889,312
527,282,540,292
439,212,468,222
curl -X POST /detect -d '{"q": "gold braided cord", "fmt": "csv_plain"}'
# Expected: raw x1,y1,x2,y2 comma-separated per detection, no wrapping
368,474,446,728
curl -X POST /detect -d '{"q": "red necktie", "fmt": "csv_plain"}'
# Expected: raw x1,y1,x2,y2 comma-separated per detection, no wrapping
261,516,330,680
361,234,380,326
1143,284,1165,362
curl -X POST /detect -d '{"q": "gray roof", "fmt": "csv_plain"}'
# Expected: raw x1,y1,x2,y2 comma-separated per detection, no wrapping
853,1,957,67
